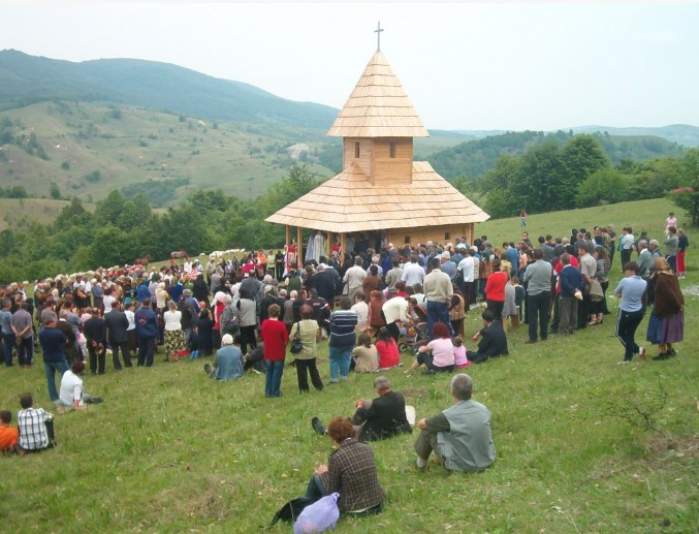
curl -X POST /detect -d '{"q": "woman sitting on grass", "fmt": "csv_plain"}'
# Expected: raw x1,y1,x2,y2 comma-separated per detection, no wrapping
409,322,455,373
351,332,378,373
375,327,400,370
305,416,384,516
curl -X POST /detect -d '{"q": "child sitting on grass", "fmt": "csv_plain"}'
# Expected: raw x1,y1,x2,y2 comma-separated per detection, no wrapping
375,327,400,370
0,410,19,453
352,332,379,373
453,336,470,368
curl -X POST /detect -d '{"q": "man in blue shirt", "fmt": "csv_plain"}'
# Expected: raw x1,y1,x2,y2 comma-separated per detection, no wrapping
135,299,158,367
38,313,70,403
614,261,647,362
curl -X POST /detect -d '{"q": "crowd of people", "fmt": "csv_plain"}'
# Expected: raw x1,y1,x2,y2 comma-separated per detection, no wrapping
0,212,689,529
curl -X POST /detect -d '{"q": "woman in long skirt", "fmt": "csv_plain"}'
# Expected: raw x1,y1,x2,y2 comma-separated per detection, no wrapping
646,258,684,360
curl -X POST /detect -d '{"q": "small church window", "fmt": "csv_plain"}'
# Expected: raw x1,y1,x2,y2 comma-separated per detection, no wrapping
354,142,360,158
389,142,396,158
444,231,450,240
404,235,411,244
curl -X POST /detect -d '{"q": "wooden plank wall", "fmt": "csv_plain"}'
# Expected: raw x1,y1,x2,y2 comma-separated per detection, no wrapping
343,138,374,177
386,223,475,247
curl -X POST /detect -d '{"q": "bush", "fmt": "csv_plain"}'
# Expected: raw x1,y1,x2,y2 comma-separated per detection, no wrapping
84,170,102,183
576,168,630,207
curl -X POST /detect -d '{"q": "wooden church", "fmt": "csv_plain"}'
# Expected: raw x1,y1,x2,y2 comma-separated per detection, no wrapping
266,46,489,266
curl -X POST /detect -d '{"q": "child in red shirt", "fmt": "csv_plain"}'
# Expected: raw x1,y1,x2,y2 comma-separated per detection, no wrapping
0,410,19,453
260,304,288,398
375,327,400,370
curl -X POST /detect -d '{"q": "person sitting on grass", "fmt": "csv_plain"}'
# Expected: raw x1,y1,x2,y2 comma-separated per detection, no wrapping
409,321,455,373
415,374,496,472
351,332,378,373
469,310,509,364
452,336,470,369
375,327,400,370
17,393,55,454
204,333,243,381
311,376,412,442
57,360,103,411
0,410,19,453
305,416,385,516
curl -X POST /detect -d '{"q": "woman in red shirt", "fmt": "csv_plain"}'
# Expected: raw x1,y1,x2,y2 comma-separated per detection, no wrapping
375,327,400,369
260,304,289,398
484,258,508,320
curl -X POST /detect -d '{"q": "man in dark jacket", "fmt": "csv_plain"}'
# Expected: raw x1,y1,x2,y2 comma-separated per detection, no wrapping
469,310,509,364
309,264,340,305
135,299,158,367
558,253,583,335
105,301,131,369
83,309,107,374
192,274,209,303
312,376,412,442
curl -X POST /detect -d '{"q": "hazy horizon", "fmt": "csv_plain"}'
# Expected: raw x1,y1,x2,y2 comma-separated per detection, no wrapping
2,1,698,131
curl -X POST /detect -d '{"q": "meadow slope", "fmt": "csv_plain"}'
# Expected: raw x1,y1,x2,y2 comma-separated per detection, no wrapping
0,199,697,532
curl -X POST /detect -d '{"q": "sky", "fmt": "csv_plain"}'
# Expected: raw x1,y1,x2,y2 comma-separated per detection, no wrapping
2,1,698,131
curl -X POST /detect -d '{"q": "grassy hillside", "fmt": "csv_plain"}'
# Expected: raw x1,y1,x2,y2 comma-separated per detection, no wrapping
0,198,697,531
478,197,679,246
0,101,333,203
0,50,337,129
0,198,95,232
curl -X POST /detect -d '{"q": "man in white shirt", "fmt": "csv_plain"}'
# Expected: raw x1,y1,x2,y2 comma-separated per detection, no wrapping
619,227,635,269
457,249,475,306
343,257,367,302
402,256,425,288
58,360,101,411
382,289,409,342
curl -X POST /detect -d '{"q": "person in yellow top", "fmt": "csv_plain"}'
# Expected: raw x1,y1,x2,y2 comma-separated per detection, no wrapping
0,410,19,453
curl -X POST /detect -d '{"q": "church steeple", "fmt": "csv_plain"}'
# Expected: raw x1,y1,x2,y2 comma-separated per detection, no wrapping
327,51,428,138
328,50,428,185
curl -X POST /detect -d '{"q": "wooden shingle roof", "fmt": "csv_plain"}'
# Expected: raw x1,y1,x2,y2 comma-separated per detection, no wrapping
327,51,429,138
265,162,489,233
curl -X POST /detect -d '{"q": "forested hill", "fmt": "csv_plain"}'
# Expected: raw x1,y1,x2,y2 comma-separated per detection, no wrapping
428,130,685,180
0,49,337,129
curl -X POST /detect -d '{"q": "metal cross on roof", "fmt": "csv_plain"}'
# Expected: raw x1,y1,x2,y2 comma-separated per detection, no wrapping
374,21,384,51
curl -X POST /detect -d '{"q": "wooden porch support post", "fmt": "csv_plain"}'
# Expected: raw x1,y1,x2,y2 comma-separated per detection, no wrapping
297,226,303,270
340,233,347,266
285,225,290,250
326,232,332,258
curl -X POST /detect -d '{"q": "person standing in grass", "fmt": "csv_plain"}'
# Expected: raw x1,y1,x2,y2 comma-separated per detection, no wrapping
664,226,680,274
619,227,635,270
163,300,185,361
423,257,453,338
289,304,324,393
558,253,583,335
38,312,70,403
260,303,288,397
328,297,358,383
105,301,131,369
646,258,684,361
0,298,15,367
414,374,496,472
615,262,647,363
11,301,34,368
135,299,158,367
523,249,553,343
677,229,688,279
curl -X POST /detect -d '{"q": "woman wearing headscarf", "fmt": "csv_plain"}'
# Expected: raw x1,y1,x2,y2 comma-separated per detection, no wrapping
646,257,684,360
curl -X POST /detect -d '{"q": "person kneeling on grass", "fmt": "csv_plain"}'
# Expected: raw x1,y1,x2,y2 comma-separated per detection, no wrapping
375,327,400,370
409,321,455,373
305,416,384,516
468,310,509,364
17,393,56,453
57,360,103,411
415,373,496,472
204,334,243,381
0,410,19,453
311,376,412,442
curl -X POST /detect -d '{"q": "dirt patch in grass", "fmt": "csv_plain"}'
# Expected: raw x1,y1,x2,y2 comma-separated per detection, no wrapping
645,434,699,466
151,474,238,521
682,284,699,298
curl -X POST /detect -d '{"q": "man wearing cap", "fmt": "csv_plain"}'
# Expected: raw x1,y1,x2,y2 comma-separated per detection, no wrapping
38,312,70,404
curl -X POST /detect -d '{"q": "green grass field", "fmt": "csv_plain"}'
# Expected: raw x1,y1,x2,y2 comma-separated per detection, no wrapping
1,200,698,532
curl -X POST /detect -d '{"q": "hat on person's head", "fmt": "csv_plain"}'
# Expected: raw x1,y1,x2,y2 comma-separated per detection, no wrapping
221,334,234,346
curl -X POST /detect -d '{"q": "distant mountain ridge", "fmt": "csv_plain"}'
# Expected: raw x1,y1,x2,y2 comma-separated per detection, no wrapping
0,49,337,129
570,124,699,147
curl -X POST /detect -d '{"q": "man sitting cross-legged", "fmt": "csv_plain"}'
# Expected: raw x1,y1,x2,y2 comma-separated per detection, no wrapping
311,376,412,442
414,373,496,472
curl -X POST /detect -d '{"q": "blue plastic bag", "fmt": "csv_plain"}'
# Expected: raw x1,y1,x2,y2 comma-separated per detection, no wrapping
293,492,340,534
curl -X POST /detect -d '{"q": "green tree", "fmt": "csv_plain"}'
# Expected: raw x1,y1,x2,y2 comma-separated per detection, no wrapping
50,182,61,200
576,168,629,207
